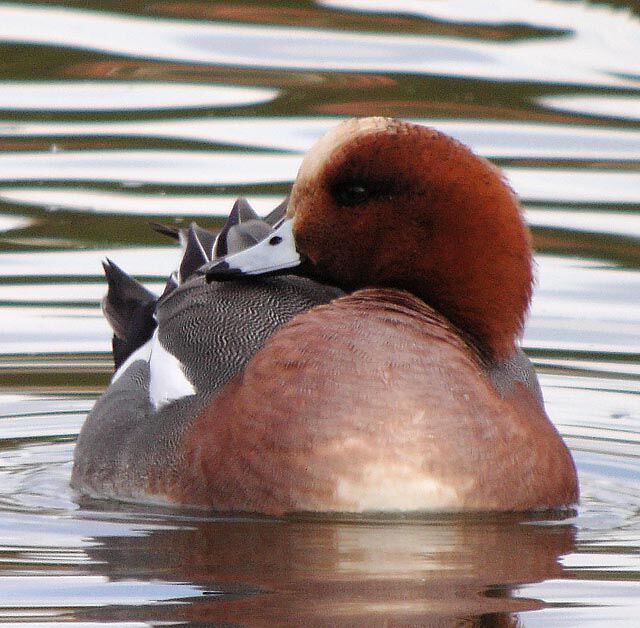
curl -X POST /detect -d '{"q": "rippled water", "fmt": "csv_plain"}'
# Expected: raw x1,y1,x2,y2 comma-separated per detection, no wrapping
0,0,639,624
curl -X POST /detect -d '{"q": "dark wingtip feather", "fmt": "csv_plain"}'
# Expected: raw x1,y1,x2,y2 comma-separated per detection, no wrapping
214,197,275,258
101,259,158,369
224,220,273,255
149,221,181,241
103,259,156,303
160,271,180,300
213,201,243,258
179,225,210,282
189,223,216,260
234,196,260,222
264,197,288,226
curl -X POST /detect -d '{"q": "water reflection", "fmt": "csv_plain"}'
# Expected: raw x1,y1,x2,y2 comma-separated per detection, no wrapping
67,509,576,623
0,150,301,186
1,2,638,86
0,189,282,217
0,82,278,111
4,118,640,158
539,94,640,122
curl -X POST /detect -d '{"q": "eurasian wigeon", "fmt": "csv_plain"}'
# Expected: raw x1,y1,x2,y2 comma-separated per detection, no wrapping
72,117,578,514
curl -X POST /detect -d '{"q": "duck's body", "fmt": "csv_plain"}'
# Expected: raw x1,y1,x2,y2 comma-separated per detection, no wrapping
72,117,578,514
72,274,342,505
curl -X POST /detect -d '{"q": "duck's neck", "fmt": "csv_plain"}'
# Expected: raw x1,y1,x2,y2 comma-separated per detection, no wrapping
408,257,532,364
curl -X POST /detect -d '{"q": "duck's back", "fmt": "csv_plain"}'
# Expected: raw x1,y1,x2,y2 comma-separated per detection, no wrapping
71,275,342,503
156,276,342,392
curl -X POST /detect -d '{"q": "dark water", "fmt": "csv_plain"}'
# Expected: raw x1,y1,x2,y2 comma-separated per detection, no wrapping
0,1,639,624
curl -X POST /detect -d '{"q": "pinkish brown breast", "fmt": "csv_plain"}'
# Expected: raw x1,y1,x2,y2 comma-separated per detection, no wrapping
165,288,578,515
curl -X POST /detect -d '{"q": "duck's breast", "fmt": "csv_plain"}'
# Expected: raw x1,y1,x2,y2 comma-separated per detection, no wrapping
169,288,578,514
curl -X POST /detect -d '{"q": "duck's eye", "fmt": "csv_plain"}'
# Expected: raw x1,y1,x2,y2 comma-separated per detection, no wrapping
335,183,369,207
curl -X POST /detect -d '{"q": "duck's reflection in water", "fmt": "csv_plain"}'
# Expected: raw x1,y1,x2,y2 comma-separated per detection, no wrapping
75,507,576,625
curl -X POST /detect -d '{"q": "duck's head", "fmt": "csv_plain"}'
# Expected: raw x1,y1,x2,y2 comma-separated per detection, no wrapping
203,117,533,361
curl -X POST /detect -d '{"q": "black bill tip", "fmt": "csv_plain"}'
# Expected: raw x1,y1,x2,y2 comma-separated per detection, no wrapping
202,260,244,283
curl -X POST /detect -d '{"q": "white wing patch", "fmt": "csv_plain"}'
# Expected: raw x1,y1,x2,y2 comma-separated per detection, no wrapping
110,330,196,410
148,329,196,409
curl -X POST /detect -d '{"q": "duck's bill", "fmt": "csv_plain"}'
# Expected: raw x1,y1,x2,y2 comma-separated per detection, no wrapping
200,218,303,282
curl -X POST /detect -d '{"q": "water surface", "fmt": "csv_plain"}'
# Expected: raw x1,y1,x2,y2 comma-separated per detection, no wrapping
0,0,639,624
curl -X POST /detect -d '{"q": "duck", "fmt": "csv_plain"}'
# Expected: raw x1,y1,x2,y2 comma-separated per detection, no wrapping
71,117,579,514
